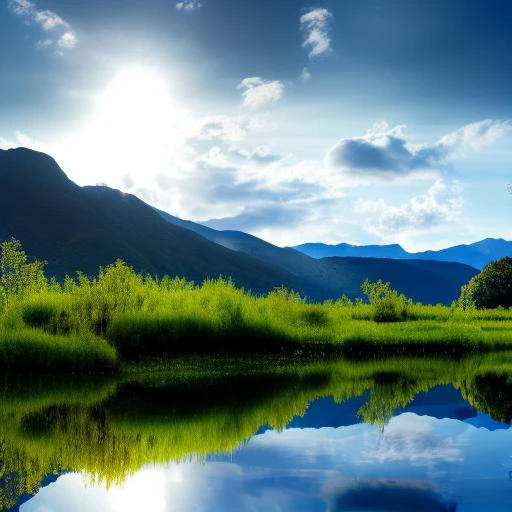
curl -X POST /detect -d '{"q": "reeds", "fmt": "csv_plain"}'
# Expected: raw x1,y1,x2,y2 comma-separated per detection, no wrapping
1,259,511,368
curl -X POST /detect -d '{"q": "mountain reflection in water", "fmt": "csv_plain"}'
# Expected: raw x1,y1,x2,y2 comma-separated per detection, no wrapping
1,354,511,511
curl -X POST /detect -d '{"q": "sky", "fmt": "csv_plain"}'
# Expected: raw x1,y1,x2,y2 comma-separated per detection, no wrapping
1,0,511,251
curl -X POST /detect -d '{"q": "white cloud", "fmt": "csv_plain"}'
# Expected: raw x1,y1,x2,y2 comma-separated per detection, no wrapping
438,118,512,152
361,413,463,464
33,9,69,31
8,0,32,15
238,77,285,110
327,119,512,178
176,1,202,11
57,31,78,49
0,131,50,153
362,180,464,237
300,8,332,58
191,115,249,143
8,0,77,53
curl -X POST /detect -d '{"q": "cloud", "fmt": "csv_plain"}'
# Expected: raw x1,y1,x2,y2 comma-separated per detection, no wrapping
238,77,285,110
229,146,286,165
438,118,512,151
8,0,77,52
361,180,464,236
0,131,50,153
327,119,511,177
7,0,32,15
191,115,251,143
300,8,332,58
300,67,312,82
33,9,69,31
57,32,78,49
176,1,202,11
203,204,308,232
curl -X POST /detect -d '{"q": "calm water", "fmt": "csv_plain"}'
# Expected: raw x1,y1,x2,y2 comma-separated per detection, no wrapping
1,355,512,511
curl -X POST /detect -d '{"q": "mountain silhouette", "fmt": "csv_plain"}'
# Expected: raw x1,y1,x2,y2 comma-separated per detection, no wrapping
294,238,512,269
156,209,477,304
0,147,478,303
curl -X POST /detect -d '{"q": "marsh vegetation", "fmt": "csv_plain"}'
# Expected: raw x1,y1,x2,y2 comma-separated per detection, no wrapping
0,239,511,372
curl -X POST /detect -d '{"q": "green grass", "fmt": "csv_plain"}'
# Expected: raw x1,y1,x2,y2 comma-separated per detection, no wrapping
0,326,117,374
0,259,511,371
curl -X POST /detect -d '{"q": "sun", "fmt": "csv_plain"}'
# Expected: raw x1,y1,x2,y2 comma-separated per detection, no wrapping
98,68,172,134
62,66,187,188
94,67,182,158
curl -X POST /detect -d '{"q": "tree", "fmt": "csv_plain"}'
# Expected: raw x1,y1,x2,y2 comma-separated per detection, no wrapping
0,238,47,309
459,256,512,309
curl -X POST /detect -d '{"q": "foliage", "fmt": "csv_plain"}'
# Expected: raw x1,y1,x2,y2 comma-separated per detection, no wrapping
0,327,117,374
460,257,512,309
0,239,512,371
361,278,411,322
0,238,47,310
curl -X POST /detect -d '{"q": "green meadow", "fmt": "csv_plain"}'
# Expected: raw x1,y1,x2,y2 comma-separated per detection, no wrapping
1,239,512,373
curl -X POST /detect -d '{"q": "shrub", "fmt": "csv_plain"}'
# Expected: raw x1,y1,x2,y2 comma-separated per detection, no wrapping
460,257,512,309
21,301,71,334
0,238,47,310
361,279,411,322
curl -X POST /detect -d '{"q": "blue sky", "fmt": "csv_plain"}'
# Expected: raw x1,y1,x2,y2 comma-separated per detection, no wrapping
1,0,511,250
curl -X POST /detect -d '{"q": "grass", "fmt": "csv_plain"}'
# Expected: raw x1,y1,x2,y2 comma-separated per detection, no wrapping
0,326,117,374
0,258,511,371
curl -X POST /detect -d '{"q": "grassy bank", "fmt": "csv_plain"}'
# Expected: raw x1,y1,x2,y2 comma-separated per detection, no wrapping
1,255,512,372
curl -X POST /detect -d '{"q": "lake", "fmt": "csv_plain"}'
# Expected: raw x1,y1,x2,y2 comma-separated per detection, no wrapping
1,354,511,511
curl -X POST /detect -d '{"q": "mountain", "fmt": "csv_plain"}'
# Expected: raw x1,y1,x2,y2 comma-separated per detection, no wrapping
0,147,301,293
416,238,512,269
156,209,477,304
294,242,410,260
294,239,512,270
0,148,478,303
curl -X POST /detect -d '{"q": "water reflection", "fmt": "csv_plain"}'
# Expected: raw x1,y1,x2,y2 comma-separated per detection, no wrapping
1,354,511,511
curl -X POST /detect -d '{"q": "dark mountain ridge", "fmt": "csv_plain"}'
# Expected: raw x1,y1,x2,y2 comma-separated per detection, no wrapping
0,147,478,303
0,148,300,293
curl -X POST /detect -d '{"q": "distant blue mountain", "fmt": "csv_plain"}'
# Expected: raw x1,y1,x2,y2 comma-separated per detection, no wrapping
157,209,479,304
293,238,512,270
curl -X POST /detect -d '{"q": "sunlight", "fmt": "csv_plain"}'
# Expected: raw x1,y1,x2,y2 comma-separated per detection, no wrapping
107,468,167,512
60,66,188,188
98,68,173,140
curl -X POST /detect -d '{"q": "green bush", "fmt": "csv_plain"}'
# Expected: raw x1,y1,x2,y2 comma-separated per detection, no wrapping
21,302,71,334
361,279,411,322
0,327,117,374
460,257,512,309
0,238,47,310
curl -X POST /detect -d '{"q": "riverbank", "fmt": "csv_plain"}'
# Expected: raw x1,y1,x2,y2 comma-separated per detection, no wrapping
1,260,511,373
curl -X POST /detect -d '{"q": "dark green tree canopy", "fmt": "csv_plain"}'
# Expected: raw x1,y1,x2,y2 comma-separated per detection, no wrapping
460,256,512,309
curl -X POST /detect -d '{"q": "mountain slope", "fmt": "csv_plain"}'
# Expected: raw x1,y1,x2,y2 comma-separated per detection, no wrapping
0,148,303,292
157,209,477,304
294,239,512,269
0,147,478,303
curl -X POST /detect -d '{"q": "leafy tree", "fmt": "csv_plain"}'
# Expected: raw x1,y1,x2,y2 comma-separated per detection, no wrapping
361,278,411,322
460,256,512,309
0,239,47,309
